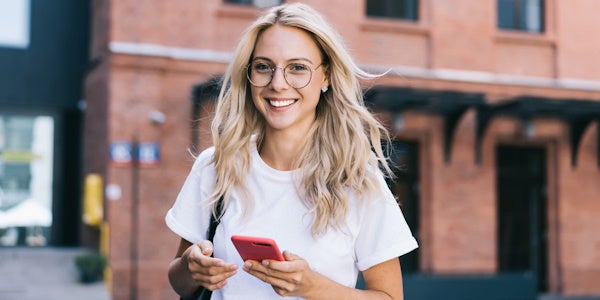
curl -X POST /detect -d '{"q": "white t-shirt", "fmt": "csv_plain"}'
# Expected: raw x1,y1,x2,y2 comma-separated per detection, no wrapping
165,144,418,299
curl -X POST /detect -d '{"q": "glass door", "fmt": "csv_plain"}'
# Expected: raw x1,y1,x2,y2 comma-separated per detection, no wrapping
0,115,54,246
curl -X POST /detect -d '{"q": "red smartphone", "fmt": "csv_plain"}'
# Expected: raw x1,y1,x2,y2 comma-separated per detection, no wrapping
231,235,285,261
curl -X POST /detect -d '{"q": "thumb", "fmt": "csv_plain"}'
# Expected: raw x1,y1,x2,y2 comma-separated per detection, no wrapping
283,250,302,261
197,240,215,256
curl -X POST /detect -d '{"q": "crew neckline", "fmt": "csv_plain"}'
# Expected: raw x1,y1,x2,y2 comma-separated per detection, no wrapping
251,141,302,183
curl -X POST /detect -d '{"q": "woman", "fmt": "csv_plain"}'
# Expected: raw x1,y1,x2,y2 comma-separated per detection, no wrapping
166,3,418,299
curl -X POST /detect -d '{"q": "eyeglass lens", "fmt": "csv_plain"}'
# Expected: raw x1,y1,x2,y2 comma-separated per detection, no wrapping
247,60,314,89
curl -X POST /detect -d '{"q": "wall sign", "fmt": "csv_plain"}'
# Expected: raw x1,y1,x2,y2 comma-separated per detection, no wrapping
109,141,133,166
137,142,160,167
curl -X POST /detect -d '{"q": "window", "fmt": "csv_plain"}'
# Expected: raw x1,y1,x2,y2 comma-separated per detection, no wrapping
366,0,418,21
0,0,30,48
497,0,544,33
224,0,282,8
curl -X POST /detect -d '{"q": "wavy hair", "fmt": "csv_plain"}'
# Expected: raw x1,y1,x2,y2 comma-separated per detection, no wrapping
209,3,392,235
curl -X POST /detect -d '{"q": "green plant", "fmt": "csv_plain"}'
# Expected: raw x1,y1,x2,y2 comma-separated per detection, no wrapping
74,252,107,283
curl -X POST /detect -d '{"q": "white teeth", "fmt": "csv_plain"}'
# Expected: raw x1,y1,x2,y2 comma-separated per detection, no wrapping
269,99,295,107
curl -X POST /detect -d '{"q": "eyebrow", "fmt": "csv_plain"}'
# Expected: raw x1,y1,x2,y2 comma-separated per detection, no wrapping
252,56,315,64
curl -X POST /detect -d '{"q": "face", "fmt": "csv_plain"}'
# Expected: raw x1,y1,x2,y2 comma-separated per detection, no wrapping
249,25,328,135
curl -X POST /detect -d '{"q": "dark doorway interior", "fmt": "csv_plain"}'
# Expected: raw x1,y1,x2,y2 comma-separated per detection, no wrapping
387,140,420,273
496,145,548,292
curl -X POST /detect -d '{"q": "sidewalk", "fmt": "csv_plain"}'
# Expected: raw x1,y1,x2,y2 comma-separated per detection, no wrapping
0,247,111,300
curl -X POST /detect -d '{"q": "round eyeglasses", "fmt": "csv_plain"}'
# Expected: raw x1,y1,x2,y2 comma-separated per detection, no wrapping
246,60,324,89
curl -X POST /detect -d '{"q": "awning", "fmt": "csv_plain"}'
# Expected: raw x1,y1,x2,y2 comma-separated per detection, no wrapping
365,87,485,162
478,96,600,167
364,87,600,167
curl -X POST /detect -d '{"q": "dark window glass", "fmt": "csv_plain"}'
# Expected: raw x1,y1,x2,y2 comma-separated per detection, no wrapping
366,0,418,21
498,0,544,33
224,0,282,7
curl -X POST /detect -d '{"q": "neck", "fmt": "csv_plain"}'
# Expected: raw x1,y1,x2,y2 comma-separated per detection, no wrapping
259,129,307,171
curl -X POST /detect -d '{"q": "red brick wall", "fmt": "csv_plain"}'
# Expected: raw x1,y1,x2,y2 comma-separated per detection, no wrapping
85,0,600,298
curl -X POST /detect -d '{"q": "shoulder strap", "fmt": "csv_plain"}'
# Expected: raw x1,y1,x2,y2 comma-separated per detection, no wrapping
206,196,223,242
181,197,224,300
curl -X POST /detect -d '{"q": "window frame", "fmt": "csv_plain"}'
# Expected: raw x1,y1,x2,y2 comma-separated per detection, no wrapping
223,0,283,8
497,0,545,33
366,0,419,21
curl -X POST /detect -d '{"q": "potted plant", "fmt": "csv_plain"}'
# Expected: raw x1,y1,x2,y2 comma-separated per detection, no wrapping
74,252,107,283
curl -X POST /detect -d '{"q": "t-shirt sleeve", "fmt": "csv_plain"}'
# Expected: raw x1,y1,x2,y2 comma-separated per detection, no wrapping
165,150,214,244
354,175,418,271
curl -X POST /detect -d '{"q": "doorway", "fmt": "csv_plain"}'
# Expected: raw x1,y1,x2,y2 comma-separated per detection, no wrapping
0,115,54,246
496,145,548,292
388,140,420,273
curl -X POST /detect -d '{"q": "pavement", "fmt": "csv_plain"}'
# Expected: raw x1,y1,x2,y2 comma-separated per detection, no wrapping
0,247,111,300
1,247,598,300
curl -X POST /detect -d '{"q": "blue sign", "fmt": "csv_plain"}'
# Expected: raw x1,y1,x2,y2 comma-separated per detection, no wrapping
109,142,132,166
138,142,160,167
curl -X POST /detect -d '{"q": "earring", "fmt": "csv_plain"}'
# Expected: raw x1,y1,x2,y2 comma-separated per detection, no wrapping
321,86,328,93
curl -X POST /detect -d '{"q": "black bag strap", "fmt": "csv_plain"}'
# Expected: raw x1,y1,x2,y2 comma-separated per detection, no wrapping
182,196,224,300
206,196,224,243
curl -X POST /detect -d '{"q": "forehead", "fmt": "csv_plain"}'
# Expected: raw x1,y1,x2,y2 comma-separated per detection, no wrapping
253,25,322,62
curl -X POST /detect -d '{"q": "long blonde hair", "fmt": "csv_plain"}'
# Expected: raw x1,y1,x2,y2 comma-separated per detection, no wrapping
209,3,392,235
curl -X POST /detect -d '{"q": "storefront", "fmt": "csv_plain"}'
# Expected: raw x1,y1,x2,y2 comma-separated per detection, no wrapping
0,0,89,247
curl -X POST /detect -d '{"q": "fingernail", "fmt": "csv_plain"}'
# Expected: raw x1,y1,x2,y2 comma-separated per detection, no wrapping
262,260,269,266
243,261,252,270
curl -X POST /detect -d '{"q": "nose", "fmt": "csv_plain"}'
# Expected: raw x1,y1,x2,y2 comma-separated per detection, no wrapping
269,67,289,90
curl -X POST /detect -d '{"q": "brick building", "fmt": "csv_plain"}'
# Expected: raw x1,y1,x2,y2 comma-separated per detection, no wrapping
82,0,600,299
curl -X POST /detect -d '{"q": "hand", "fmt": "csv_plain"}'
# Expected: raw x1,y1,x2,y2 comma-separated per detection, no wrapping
183,240,238,291
243,250,321,298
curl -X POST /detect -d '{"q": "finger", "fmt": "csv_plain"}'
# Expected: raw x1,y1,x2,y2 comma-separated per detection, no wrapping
283,250,301,261
197,240,215,256
244,260,288,282
187,243,223,268
191,265,238,283
266,252,304,273
204,279,228,291
244,262,272,284
190,256,231,275
187,254,229,278
262,259,292,273
246,265,295,295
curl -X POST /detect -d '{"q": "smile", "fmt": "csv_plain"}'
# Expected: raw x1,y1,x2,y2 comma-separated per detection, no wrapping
268,98,297,107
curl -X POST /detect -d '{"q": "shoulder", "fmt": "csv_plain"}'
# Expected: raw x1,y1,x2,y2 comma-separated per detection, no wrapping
185,147,217,187
191,146,216,170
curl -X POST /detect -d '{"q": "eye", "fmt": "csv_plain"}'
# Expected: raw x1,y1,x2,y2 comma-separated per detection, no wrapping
252,62,273,73
286,63,309,73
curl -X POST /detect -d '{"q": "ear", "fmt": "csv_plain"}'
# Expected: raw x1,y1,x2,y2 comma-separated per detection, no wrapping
321,64,330,88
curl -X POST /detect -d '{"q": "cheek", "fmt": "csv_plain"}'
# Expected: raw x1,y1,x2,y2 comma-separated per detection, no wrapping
250,87,263,105
302,89,322,107
303,83,324,104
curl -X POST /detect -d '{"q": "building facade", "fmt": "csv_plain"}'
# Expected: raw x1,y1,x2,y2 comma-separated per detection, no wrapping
0,1,89,247
82,0,600,299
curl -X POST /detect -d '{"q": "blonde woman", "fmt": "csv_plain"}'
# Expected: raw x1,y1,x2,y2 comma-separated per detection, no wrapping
166,3,417,299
